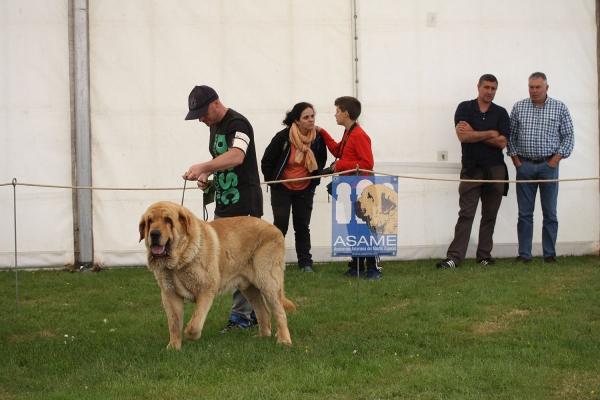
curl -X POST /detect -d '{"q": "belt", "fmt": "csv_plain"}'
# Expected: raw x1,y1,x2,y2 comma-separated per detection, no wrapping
520,155,553,163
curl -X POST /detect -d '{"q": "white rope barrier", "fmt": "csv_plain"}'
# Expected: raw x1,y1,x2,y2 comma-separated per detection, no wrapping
1,168,598,190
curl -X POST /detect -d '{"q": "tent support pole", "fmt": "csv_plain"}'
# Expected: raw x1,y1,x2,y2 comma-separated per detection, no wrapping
351,0,360,100
596,0,600,256
69,0,94,268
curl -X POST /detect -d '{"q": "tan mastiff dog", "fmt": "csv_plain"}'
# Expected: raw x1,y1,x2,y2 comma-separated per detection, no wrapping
139,201,296,349
354,184,398,235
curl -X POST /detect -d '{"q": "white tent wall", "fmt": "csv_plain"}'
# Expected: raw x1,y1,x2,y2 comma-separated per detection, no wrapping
357,0,599,259
0,0,598,269
88,0,353,267
0,0,75,268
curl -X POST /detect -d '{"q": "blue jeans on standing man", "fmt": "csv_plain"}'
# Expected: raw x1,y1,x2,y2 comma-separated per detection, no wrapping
515,160,559,260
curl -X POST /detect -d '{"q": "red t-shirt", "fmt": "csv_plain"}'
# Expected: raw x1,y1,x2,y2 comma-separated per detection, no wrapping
319,125,374,175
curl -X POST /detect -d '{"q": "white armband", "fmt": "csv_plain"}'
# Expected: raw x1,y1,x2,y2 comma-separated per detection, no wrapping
232,132,250,154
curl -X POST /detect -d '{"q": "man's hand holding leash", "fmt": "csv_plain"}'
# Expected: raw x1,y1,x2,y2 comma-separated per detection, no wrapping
183,166,211,190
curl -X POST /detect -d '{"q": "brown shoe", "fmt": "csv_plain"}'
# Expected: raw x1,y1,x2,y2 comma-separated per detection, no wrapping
544,256,558,264
515,256,532,263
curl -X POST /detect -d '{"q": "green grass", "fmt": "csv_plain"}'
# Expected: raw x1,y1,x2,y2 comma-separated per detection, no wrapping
1,256,599,399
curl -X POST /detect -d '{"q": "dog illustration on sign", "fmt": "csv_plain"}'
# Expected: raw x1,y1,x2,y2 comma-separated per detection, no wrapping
353,184,398,235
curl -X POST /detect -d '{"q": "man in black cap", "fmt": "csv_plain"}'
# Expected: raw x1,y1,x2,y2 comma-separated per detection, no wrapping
183,85,263,332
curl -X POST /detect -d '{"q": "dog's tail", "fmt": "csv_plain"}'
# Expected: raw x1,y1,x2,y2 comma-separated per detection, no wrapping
283,297,296,312
280,289,297,312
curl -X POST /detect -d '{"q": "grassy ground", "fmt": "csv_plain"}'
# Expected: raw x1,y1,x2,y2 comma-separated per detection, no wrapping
1,256,599,399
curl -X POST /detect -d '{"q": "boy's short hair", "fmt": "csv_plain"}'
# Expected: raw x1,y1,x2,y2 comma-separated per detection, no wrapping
335,96,361,120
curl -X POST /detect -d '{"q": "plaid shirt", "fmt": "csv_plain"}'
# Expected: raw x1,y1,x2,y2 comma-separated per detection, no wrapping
507,96,574,158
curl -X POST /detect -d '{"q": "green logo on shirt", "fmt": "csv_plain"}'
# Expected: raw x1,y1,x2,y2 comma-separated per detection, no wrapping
214,134,240,205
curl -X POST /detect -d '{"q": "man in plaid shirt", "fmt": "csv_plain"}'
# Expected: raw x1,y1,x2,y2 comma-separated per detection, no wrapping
507,72,575,264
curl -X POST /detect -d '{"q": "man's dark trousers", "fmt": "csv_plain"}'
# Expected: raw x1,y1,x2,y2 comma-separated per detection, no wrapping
446,165,505,264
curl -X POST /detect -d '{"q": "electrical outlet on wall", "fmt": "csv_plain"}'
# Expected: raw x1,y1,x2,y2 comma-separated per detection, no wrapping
438,151,448,161
427,12,437,27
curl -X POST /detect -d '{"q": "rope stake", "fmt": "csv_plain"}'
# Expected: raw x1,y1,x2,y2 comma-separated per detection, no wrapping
12,178,18,311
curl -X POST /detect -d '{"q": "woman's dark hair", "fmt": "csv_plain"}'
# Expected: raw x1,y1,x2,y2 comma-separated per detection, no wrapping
283,102,314,126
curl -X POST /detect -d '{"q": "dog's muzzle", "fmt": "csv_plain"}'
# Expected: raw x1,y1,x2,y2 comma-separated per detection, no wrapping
354,201,376,234
354,201,365,218
149,230,169,257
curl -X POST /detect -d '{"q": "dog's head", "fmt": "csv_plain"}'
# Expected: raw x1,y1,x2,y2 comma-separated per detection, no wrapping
354,185,398,234
139,201,196,270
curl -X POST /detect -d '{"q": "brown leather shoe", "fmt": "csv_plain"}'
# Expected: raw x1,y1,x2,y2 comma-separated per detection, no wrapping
544,256,558,264
515,256,532,263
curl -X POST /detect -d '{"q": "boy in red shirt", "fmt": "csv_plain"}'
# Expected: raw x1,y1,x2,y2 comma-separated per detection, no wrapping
317,96,381,279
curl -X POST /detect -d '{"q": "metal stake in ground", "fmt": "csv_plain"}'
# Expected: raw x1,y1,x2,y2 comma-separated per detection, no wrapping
356,257,360,302
12,178,18,311
354,164,361,303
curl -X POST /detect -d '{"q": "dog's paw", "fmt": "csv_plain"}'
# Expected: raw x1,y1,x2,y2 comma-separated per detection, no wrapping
275,332,292,346
184,327,201,341
166,342,181,350
258,328,272,338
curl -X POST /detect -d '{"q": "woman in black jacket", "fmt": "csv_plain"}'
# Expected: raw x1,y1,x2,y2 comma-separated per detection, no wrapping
261,102,328,272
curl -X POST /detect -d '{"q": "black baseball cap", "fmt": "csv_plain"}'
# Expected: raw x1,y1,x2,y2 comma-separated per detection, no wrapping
185,85,219,120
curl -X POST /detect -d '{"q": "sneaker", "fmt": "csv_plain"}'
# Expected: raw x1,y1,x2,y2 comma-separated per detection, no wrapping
343,268,366,278
221,313,257,333
299,266,314,272
436,259,458,269
365,269,381,280
515,256,532,263
478,258,496,266
544,256,558,264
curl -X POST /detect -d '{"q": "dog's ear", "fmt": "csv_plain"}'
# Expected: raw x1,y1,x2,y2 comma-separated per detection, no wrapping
381,191,398,214
178,206,194,235
139,215,146,242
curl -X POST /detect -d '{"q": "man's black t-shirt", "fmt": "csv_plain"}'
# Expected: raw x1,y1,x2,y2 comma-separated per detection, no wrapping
454,99,510,164
209,109,263,217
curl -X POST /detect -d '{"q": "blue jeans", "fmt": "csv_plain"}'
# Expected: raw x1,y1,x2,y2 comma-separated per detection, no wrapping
515,161,559,259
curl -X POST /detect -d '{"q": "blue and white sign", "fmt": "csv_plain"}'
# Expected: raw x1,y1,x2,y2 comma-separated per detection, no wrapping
331,176,398,257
